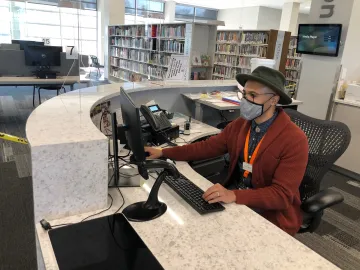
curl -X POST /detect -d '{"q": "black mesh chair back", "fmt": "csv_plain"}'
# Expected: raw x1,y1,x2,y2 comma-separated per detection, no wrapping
284,109,351,202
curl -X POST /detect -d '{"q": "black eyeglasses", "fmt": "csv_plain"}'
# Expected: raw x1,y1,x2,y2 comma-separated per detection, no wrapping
237,89,275,102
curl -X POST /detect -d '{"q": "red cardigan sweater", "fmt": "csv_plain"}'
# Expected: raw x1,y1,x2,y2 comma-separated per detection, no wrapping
163,109,308,235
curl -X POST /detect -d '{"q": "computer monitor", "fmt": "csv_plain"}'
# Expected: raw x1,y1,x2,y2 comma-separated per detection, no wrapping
11,40,44,50
119,87,148,179
24,45,62,67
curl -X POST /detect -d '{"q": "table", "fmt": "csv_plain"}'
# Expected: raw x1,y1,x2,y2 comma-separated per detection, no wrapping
0,76,80,106
26,81,337,270
182,92,303,121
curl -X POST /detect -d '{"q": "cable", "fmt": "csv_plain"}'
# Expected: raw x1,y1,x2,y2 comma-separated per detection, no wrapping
219,111,228,122
52,223,73,228
114,188,125,214
80,194,113,223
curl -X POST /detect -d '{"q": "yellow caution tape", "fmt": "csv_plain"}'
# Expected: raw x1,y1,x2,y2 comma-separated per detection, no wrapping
0,132,28,145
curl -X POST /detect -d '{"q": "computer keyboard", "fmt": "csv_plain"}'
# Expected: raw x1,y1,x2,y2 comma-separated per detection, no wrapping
164,174,225,214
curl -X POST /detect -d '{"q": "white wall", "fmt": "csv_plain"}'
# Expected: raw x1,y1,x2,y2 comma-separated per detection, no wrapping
340,0,360,81
218,5,308,33
257,7,281,30
217,6,259,30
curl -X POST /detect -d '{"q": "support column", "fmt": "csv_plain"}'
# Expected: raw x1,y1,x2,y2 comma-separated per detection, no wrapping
97,0,124,77
296,0,355,119
279,2,300,35
164,0,176,22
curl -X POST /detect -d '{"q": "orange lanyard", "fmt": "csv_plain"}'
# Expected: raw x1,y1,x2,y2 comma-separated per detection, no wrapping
243,128,265,178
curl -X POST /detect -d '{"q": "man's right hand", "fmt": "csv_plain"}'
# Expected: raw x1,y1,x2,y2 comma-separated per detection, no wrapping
144,146,163,159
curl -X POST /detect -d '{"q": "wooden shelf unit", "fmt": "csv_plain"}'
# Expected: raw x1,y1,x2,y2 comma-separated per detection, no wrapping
212,29,291,80
285,36,302,96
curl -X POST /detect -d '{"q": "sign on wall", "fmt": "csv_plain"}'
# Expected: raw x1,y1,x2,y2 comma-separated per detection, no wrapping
166,55,189,81
42,38,51,46
66,46,79,60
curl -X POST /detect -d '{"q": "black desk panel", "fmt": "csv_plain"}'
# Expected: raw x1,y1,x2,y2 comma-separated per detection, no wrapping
49,214,163,270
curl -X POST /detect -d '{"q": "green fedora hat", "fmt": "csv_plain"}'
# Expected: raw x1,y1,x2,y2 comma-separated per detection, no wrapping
236,66,292,105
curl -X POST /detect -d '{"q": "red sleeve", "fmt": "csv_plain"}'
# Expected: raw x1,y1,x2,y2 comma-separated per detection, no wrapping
162,121,235,161
233,136,308,210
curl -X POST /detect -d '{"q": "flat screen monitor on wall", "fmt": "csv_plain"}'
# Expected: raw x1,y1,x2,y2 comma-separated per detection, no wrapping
296,24,342,57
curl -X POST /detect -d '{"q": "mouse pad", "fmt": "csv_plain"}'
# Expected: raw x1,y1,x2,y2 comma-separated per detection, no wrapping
49,213,163,270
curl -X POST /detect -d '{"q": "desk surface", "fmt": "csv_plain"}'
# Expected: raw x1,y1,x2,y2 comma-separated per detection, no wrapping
182,92,303,110
36,115,336,270
37,165,338,270
27,81,337,270
0,76,79,85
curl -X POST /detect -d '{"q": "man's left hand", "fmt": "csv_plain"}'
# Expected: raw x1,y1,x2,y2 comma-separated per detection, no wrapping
202,183,236,204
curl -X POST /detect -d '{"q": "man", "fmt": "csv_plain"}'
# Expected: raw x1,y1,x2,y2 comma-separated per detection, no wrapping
145,66,308,235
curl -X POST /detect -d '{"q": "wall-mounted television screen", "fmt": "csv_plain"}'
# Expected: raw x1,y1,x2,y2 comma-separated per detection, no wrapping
296,24,342,57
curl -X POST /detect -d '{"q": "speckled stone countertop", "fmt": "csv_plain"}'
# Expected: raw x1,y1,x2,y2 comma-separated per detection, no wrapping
37,161,339,270
25,80,237,147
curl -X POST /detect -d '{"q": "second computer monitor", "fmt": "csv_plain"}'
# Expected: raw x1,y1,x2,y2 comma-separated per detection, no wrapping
24,45,62,67
119,87,148,179
12,40,44,50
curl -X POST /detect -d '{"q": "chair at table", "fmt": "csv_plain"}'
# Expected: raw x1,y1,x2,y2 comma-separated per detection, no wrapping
285,109,351,233
89,55,104,78
34,85,66,106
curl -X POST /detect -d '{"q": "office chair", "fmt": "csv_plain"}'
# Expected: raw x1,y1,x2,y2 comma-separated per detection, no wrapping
34,85,66,106
89,55,103,78
285,109,351,233
216,120,232,130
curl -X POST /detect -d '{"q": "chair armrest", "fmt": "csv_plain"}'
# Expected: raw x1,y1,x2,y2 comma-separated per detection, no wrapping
301,188,344,214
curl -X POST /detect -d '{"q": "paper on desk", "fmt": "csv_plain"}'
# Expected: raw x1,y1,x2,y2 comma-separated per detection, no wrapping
206,99,226,104
188,93,202,99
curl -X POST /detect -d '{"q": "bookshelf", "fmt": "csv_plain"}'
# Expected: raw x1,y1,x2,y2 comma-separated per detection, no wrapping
213,29,291,80
285,36,302,96
108,23,217,82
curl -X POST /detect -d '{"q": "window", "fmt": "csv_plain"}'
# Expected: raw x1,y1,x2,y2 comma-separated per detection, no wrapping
175,4,218,21
0,1,98,56
125,0,165,23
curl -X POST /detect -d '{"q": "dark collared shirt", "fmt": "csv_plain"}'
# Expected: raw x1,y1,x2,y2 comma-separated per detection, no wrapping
235,110,278,189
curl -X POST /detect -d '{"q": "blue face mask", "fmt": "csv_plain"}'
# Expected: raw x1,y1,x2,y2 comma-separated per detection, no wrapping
240,97,273,121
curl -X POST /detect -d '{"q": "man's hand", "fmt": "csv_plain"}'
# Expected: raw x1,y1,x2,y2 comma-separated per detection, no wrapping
144,146,163,159
202,183,236,204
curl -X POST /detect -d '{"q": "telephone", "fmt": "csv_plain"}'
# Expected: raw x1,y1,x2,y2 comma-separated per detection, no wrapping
140,104,172,132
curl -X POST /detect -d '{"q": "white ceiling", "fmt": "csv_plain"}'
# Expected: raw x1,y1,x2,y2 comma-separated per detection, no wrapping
172,0,312,13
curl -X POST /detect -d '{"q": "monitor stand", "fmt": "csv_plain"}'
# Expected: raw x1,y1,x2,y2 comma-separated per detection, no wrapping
108,166,141,188
122,160,180,222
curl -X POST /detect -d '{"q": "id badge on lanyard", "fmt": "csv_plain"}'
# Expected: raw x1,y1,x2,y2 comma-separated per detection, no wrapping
243,129,265,178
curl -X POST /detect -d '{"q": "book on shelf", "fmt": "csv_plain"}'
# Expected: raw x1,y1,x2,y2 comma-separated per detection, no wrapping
217,31,239,42
238,44,267,57
288,48,301,58
241,32,268,44
216,43,237,54
161,25,185,38
285,70,299,81
160,40,184,53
